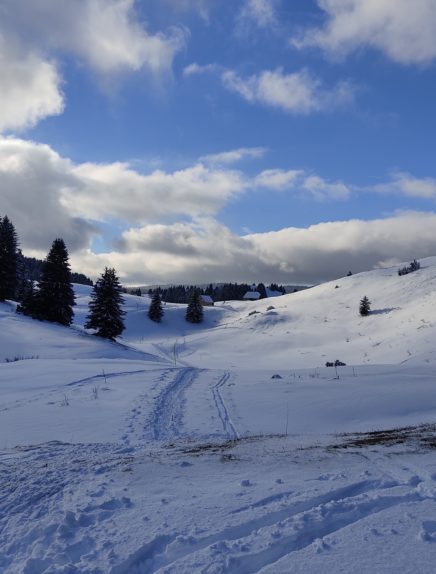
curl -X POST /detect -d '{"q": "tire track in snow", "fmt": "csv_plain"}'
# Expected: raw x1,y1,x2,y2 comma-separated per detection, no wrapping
110,478,406,574
212,371,238,439
149,367,200,441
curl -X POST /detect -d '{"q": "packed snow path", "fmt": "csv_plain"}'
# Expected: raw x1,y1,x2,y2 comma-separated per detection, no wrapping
149,367,200,441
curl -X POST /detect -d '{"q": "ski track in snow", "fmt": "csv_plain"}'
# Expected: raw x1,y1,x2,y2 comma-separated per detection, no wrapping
149,367,201,441
211,371,239,439
110,477,424,574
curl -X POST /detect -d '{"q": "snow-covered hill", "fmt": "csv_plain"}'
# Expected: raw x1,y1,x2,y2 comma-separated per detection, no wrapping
2,259,436,573
77,256,436,369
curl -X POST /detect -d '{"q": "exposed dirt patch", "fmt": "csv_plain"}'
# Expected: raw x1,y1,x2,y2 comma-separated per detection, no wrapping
332,423,436,450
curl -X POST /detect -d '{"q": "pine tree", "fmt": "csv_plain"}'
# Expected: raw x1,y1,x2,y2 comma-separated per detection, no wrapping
16,280,37,317
359,296,371,317
85,267,125,339
15,249,28,303
148,291,164,323
35,238,75,325
185,289,203,323
0,215,19,301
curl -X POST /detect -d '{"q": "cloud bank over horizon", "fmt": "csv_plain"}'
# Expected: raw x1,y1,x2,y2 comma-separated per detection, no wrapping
1,136,435,285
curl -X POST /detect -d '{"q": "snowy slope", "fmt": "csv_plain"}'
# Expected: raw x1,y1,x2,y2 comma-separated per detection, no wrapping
110,256,436,369
2,259,436,573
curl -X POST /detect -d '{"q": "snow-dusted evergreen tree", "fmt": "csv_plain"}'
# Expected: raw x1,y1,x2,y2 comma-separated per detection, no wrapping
35,238,75,325
359,296,371,317
85,267,125,339
0,215,19,301
148,291,164,323
185,289,203,324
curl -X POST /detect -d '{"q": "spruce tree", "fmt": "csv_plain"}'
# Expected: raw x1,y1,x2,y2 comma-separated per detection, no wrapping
35,238,75,325
15,249,28,303
16,280,37,317
148,291,164,323
0,215,19,301
85,267,125,339
185,289,203,324
359,296,371,317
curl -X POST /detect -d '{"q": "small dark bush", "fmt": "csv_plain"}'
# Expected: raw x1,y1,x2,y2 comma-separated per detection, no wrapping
398,259,420,276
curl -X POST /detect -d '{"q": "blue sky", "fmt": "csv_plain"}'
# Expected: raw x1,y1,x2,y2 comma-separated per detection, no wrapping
1,0,436,284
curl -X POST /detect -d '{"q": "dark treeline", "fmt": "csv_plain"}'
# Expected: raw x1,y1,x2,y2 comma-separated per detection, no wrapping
147,282,286,303
22,256,93,286
398,259,421,276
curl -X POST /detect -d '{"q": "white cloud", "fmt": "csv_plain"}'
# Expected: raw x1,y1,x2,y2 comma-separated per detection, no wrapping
0,0,186,131
0,37,64,132
245,211,436,283
183,62,218,77
200,147,266,165
71,212,436,285
374,172,436,199
222,68,354,114
237,0,278,30
68,162,247,222
0,135,359,259
0,137,96,253
3,0,185,75
254,169,350,198
0,137,255,255
293,0,436,65
302,174,351,199
161,0,211,22
254,169,303,190
4,135,435,285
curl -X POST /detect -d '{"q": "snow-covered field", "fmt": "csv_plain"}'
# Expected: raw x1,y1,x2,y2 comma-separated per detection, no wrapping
2,259,436,573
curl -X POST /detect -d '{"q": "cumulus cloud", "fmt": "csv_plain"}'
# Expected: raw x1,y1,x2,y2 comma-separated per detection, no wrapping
0,0,186,131
293,0,436,65
68,162,248,222
72,218,264,284
3,135,435,285
200,147,266,165
0,135,361,260
0,137,97,253
3,0,185,75
222,68,354,114
0,136,292,257
0,38,64,132
71,212,436,285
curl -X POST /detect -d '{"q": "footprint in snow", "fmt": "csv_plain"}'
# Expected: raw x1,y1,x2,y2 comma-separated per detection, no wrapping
419,521,436,542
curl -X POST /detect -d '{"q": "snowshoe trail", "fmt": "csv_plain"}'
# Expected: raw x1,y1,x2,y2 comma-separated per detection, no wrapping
149,367,201,441
110,476,424,574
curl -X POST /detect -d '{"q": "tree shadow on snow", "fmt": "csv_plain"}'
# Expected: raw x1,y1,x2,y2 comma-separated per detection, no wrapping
370,307,399,315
